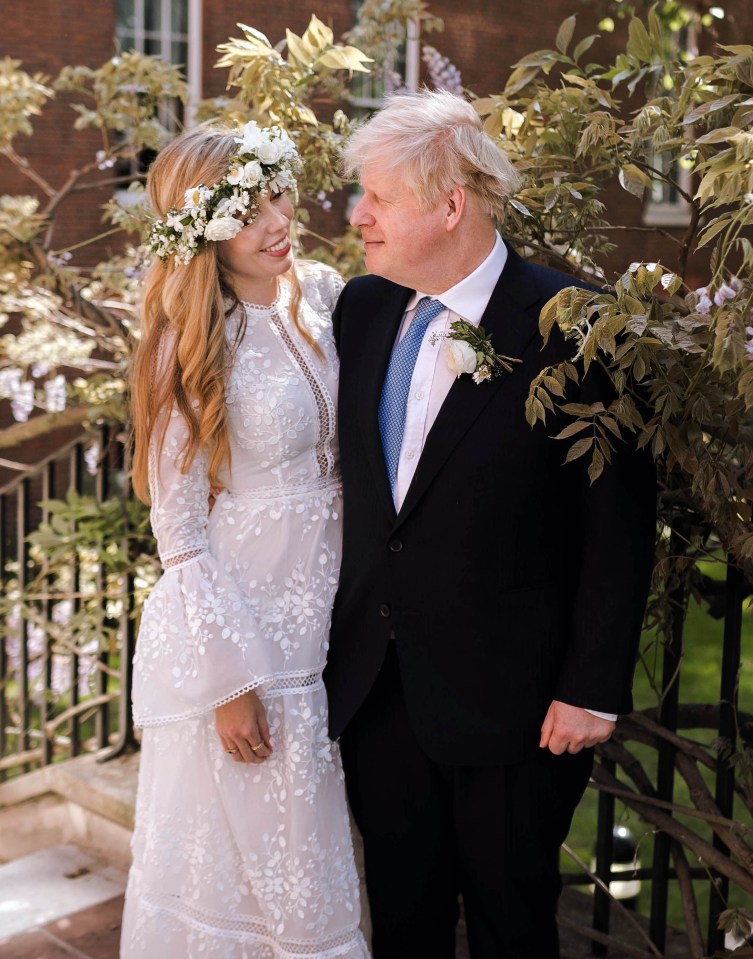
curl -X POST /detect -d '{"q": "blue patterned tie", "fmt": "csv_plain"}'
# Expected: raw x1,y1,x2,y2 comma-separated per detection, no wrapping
378,297,445,492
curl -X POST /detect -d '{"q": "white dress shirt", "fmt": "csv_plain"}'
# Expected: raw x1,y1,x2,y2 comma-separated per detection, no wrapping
387,232,617,724
392,233,507,509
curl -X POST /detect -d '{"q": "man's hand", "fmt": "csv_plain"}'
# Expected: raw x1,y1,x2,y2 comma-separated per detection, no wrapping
539,700,615,755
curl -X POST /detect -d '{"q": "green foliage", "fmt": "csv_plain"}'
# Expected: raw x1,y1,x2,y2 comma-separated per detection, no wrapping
55,51,187,152
476,14,753,576
0,57,53,151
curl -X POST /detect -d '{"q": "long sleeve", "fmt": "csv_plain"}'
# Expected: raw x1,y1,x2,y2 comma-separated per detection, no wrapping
554,361,657,715
132,403,276,728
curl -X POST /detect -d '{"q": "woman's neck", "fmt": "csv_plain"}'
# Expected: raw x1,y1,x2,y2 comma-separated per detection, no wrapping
231,276,280,306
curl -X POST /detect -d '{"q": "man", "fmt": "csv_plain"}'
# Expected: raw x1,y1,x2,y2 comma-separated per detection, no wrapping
324,90,656,959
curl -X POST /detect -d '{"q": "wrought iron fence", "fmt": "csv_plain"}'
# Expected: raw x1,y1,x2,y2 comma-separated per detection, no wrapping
0,427,137,781
565,558,750,957
0,431,749,956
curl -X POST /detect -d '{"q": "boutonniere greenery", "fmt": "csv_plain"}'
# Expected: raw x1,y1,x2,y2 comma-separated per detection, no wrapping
431,319,522,384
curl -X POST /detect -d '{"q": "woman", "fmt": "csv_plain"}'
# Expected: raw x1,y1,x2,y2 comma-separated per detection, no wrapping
121,122,369,959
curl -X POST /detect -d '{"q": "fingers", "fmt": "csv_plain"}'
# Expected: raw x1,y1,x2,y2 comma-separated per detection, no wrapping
539,702,555,749
540,700,616,756
223,734,269,764
215,691,273,765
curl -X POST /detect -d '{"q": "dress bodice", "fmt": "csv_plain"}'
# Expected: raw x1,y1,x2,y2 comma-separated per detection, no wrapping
221,265,341,492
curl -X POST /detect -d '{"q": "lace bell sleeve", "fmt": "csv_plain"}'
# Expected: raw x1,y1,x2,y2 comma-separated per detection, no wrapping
132,402,276,728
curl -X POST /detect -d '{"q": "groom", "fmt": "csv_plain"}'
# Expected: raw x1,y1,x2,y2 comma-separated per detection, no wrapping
324,90,656,958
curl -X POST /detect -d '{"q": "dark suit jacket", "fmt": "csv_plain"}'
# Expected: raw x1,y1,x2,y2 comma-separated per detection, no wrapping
324,244,657,765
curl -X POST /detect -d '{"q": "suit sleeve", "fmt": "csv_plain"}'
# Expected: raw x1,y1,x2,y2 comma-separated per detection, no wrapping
553,353,657,715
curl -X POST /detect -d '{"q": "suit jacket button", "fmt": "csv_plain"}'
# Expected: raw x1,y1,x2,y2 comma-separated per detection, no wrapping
389,540,403,552
379,604,391,618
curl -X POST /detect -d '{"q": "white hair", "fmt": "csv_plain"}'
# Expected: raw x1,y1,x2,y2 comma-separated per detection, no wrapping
342,88,522,221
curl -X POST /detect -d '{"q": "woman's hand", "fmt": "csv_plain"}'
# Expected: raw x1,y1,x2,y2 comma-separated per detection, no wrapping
215,690,273,764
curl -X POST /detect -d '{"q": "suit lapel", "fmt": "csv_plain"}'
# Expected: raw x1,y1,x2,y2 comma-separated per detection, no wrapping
394,248,544,527
358,282,413,518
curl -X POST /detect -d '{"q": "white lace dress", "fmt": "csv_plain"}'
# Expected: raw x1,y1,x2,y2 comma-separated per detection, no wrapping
121,264,369,959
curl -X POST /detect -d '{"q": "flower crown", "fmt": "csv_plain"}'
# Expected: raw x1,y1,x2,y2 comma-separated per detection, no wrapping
147,122,302,265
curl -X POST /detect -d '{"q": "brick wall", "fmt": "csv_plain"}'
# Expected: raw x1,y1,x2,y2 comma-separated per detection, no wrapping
1,1,118,262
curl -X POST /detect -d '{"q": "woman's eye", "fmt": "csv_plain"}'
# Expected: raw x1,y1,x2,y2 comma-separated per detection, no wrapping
271,192,285,202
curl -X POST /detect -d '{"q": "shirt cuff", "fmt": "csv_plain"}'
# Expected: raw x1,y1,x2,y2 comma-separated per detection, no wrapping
585,708,618,722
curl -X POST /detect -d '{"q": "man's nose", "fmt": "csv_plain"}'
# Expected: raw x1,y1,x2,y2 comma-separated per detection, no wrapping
350,195,373,228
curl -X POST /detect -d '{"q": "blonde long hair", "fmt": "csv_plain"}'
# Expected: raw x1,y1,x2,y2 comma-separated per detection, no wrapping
130,124,310,504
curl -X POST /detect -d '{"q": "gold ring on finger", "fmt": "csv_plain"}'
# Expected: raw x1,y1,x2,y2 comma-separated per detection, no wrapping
250,742,263,752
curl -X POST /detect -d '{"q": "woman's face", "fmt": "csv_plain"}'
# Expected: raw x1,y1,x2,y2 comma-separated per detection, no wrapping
218,192,295,299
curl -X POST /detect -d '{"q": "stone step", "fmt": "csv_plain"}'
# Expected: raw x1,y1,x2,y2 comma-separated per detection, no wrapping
0,844,126,944
0,749,138,872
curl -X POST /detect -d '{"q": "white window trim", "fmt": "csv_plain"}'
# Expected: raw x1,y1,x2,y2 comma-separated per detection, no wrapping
185,0,202,126
404,17,420,93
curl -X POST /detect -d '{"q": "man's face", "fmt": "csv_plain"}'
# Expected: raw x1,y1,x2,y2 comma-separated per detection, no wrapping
350,164,448,290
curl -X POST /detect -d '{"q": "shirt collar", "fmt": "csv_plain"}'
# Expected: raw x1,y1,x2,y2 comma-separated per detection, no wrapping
406,232,507,326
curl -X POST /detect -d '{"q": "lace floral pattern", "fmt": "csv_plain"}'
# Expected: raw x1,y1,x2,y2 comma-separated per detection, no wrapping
122,265,369,957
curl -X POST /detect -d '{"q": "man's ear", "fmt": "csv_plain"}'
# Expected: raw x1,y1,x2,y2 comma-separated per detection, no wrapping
445,185,466,232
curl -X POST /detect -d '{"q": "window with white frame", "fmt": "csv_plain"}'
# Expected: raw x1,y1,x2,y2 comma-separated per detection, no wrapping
114,0,200,196
116,0,201,124
116,0,188,75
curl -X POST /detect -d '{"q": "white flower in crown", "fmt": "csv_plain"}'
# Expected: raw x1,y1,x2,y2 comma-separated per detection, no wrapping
267,169,296,193
183,185,211,210
204,217,244,242
445,339,477,377
227,160,263,188
256,137,286,165
238,120,266,151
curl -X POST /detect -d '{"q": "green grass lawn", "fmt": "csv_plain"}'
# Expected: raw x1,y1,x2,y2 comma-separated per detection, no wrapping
563,559,753,936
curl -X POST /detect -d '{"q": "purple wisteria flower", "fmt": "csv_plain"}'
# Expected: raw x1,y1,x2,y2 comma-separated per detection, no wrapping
714,283,737,307
422,45,463,95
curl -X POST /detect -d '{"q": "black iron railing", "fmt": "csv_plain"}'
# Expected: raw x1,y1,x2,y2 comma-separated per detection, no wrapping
564,556,750,957
0,427,138,781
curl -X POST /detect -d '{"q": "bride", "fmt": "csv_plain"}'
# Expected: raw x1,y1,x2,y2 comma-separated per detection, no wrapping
121,121,369,959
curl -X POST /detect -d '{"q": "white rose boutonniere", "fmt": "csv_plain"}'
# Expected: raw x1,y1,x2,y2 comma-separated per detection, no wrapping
432,319,522,383
445,339,477,377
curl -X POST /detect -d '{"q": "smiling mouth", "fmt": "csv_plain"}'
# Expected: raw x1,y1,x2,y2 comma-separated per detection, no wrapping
262,238,290,254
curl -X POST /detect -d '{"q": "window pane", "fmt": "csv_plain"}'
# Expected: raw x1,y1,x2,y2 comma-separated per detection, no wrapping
172,41,187,70
145,36,162,58
144,0,161,32
117,0,135,31
172,0,188,36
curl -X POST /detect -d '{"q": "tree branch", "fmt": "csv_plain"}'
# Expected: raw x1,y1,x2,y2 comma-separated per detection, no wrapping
0,146,55,196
